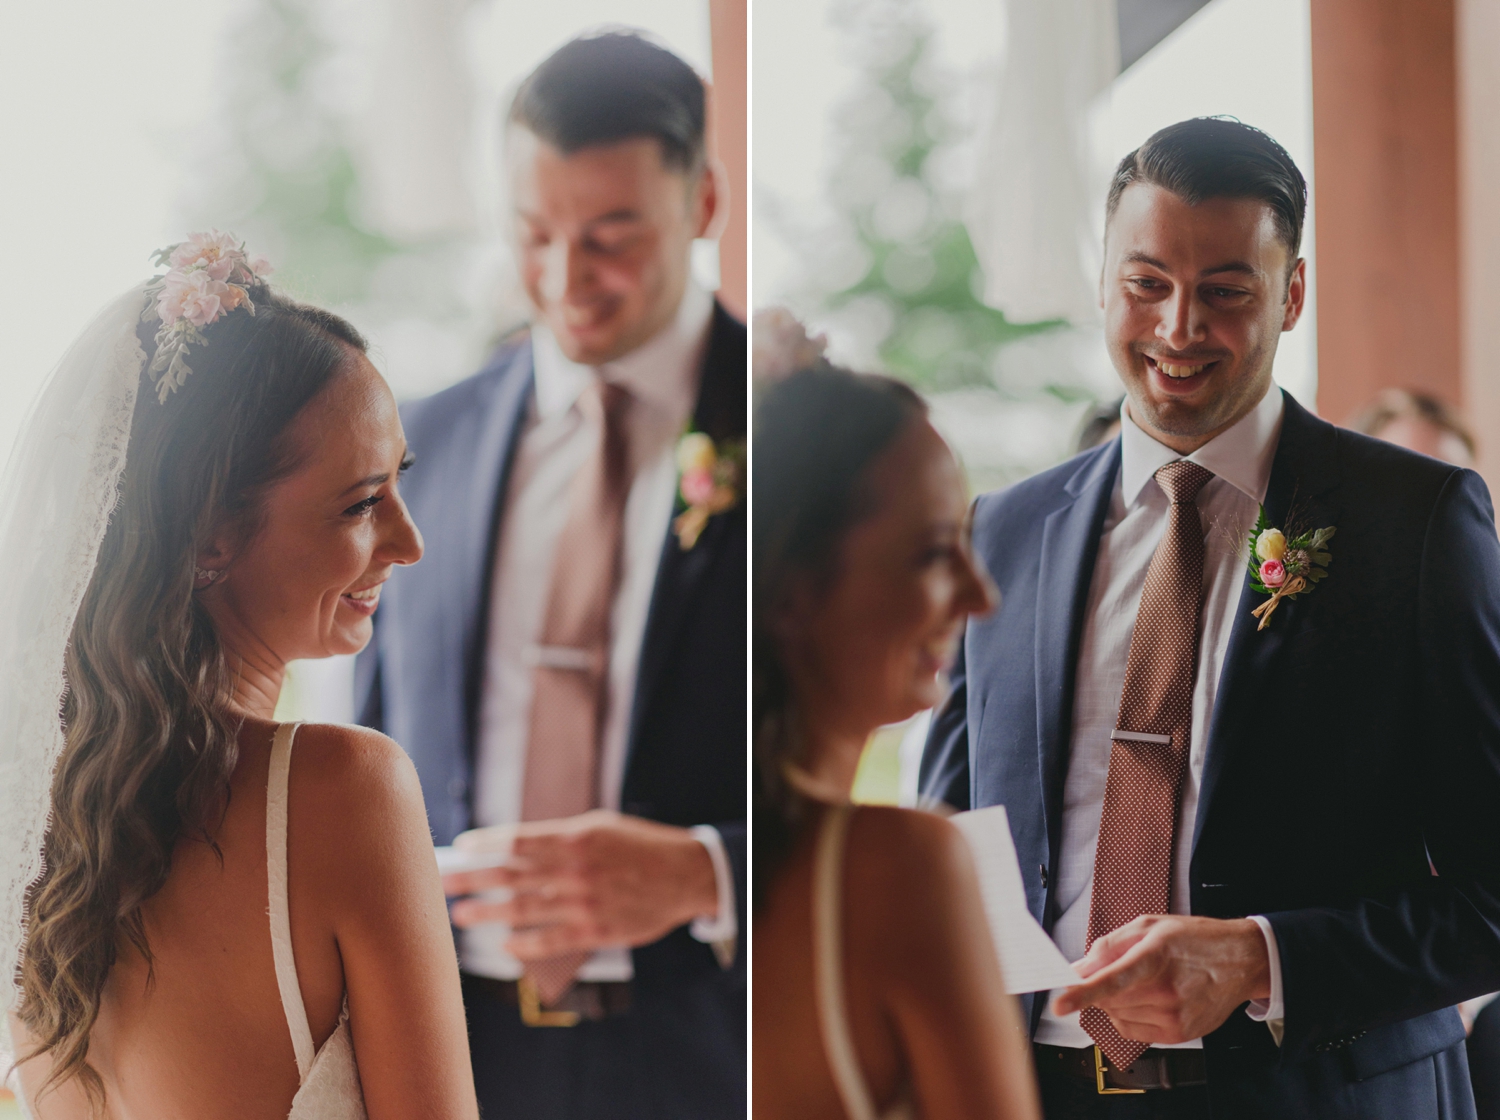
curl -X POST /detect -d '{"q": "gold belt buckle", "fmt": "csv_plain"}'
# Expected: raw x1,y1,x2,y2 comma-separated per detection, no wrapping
518,975,581,1028
1094,1046,1146,1095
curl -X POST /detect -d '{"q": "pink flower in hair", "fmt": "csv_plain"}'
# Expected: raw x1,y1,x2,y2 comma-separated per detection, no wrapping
157,268,226,328
1259,558,1286,588
169,229,240,281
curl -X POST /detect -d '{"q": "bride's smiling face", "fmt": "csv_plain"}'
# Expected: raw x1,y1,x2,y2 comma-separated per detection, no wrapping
199,352,423,667
782,420,994,740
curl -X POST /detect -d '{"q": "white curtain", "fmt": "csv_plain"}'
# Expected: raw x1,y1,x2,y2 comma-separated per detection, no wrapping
964,0,1118,325
356,0,478,241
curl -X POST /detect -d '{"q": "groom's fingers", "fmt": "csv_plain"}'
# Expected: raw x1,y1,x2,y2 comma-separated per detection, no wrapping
449,886,589,928
1051,940,1160,1015
1073,919,1153,979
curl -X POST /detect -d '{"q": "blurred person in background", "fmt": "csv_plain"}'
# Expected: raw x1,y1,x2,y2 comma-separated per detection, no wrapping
923,117,1500,1118
354,32,746,1120
752,365,1041,1120
1348,387,1476,467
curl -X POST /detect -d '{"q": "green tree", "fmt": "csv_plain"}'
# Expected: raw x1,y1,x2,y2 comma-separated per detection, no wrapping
184,0,404,305
819,0,1061,392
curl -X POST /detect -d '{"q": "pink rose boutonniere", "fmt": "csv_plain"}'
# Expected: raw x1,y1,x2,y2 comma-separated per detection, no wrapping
673,431,744,550
1247,508,1336,630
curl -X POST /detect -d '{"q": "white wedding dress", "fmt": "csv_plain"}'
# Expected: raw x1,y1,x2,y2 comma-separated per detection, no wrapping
0,289,366,1118
269,723,366,1119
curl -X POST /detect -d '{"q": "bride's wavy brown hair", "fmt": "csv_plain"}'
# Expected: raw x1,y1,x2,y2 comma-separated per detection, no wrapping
14,282,366,1105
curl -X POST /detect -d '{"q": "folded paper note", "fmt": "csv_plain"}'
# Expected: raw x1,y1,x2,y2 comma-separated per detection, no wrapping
434,845,510,877
952,805,1081,994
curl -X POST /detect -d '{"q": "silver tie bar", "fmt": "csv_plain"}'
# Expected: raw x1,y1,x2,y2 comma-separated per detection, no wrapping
525,644,598,672
1112,728,1172,745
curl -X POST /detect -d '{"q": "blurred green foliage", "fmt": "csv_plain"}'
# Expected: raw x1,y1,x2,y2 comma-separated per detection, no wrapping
823,1,1062,391
188,0,402,305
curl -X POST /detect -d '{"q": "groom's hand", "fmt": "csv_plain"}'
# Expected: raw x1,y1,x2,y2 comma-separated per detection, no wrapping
443,810,719,958
1051,915,1270,1044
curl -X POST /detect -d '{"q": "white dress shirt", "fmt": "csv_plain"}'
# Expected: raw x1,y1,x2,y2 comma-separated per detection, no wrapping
461,281,737,981
1034,385,1286,1049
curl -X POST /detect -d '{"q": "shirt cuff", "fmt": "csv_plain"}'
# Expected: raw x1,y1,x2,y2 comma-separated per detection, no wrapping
688,825,738,967
1245,915,1285,1045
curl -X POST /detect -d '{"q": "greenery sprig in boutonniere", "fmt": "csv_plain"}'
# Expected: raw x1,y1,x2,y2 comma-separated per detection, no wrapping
1247,508,1336,630
673,431,744,550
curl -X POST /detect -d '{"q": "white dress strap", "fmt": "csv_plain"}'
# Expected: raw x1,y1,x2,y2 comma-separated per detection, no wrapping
813,804,880,1120
267,722,316,1084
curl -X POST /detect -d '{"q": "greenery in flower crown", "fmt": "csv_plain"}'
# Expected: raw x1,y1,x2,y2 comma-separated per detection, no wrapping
141,231,272,403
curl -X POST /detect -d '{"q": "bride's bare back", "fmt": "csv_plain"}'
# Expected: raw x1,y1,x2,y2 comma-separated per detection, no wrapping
753,803,1039,1120
15,717,474,1119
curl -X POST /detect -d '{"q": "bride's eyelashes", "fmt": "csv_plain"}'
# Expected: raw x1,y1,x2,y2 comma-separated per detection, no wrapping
342,455,415,517
343,495,384,517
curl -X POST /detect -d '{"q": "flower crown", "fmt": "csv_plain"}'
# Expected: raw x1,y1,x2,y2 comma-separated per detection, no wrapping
141,231,273,403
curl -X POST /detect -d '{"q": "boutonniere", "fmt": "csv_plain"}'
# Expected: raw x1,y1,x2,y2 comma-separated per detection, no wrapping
1247,508,1336,630
673,430,744,550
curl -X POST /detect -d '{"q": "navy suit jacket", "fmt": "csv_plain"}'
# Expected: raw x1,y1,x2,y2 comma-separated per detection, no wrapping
354,305,747,1002
922,394,1500,1117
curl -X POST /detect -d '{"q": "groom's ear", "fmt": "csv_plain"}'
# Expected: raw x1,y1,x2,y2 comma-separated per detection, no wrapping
691,157,728,242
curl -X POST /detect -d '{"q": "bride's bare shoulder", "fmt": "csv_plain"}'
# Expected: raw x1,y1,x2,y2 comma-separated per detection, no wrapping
844,806,985,948
846,805,971,888
283,723,427,844
287,721,414,782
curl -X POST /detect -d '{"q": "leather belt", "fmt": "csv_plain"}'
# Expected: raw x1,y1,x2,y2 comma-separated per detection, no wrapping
1034,1043,1208,1093
461,972,632,1026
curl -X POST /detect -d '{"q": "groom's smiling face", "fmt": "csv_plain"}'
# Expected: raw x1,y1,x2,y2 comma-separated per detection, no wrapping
1103,182,1307,453
508,128,717,366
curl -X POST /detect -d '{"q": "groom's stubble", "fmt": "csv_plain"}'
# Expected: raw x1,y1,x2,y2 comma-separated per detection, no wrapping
506,126,718,368
1102,182,1307,455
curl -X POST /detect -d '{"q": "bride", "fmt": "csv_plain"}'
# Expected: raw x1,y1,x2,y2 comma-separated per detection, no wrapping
0,234,479,1118
752,365,1040,1119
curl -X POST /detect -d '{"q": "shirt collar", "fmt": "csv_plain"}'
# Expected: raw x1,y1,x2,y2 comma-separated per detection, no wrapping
1119,383,1286,509
530,280,714,424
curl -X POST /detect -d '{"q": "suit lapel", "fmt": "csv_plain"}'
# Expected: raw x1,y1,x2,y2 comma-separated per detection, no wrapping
627,305,747,758
1034,442,1121,873
1193,395,1341,849
459,340,537,750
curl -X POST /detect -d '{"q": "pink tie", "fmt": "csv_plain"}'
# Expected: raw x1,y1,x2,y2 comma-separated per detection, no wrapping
1081,460,1214,1071
520,378,633,1006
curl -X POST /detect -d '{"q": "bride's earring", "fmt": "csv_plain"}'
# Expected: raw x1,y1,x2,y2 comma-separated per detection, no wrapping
194,567,226,589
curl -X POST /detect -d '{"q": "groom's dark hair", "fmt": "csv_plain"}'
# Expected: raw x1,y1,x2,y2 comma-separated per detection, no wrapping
1106,117,1307,265
510,31,706,173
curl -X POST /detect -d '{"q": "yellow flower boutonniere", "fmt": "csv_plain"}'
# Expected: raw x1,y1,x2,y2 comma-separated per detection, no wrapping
673,431,744,550
1247,507,1336,630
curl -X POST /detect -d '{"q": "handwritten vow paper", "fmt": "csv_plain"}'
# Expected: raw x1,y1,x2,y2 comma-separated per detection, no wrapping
952,805,1080,995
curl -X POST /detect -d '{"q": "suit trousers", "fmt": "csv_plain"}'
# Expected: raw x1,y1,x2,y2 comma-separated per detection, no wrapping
464,971,745,1120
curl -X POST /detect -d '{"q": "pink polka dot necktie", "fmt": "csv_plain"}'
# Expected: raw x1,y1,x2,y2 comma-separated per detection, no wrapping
1081,460,1215,1071
520,378,634,1007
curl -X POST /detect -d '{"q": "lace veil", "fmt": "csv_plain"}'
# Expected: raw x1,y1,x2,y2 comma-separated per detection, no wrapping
0,285,147,1030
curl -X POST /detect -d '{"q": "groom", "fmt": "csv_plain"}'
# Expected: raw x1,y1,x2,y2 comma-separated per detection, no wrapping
923,117,1500,1118
354,33,745,1119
